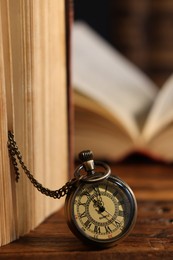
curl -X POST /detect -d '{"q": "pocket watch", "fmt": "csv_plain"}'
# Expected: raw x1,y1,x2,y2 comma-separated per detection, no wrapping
8,131,137,248
65,150,137,248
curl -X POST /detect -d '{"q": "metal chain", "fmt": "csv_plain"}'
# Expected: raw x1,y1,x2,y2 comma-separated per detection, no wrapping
7,131,77,199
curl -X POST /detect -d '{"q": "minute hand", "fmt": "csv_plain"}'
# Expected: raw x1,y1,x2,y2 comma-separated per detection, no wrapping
93,186,104,204
104,209,122,226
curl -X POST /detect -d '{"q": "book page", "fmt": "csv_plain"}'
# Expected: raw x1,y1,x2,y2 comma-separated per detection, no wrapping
0,0,17,246
72,22,158,139
0,0,68,246
142,75,173,141
75,105,135,160
74,90,134,132
144,123,173,162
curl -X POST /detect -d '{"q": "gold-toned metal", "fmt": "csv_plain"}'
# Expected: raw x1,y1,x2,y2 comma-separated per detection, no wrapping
83,160,95,172
74,161,111,183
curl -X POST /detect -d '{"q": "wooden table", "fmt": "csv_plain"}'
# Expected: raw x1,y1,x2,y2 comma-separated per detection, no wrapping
1,163,173,259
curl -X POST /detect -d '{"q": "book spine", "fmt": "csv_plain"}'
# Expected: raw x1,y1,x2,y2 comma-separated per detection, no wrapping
65,0,74,176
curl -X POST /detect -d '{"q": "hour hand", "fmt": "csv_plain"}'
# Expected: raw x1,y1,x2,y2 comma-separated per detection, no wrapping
93,199,105,213
97,205,105,213
92,186,103,202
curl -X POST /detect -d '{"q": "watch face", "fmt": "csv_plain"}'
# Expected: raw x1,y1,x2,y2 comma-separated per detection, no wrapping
65,175,137,247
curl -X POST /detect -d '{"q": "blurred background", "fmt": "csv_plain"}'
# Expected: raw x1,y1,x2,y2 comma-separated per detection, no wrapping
74,0,173,87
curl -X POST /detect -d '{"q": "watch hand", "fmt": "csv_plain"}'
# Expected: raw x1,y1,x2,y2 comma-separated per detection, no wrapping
99,214,109,220
104,209,121,225
97,211,122,229
93,186,104,205
93,199,105,212
94,205,122,229
104,209,113,217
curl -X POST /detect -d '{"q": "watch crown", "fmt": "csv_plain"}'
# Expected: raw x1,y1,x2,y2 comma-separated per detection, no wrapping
78,150,94,173
78,150,93,162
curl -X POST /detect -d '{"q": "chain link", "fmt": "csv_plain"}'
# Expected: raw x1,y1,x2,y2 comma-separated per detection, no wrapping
7,131,77,199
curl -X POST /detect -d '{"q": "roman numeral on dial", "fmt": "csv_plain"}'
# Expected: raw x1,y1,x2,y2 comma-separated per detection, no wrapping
84,220,92,229
105,225,112,233
94,225,101,234
79,211,86,218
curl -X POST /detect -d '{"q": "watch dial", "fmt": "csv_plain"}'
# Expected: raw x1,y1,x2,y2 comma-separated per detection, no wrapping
66,176,137,247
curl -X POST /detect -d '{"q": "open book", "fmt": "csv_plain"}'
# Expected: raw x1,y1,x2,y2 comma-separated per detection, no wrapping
72,22,173,162
0,0,70,246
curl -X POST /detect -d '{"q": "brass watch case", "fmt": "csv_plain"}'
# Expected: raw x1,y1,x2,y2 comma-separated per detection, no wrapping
65,175,137,248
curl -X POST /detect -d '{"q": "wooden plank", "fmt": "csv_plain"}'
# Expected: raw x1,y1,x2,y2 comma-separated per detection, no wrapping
0,164,173,259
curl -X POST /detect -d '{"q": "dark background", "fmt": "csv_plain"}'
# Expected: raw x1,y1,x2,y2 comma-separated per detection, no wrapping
74,0,173,87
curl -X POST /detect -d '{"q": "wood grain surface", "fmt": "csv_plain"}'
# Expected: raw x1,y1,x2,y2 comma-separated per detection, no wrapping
1,163,173,259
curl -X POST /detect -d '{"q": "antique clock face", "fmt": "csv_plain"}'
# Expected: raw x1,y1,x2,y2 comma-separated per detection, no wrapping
65,175,137,247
